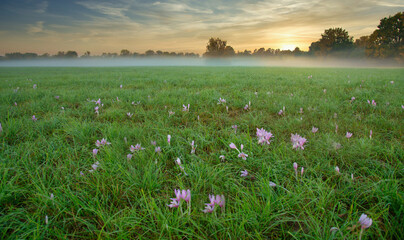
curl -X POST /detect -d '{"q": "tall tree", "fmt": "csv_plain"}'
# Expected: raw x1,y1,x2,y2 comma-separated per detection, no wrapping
120,49,131,56
309,28,354,56
367,12,403,58
204,37,233,57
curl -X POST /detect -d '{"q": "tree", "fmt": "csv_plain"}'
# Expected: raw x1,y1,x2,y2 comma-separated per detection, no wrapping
120,49,131,56
204,37,234,57
145,50,155,56
366,12,403,58
309,28,354,56
65,51,78,58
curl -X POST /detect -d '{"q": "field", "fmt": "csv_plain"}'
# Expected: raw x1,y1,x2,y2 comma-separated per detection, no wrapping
0,66,403,239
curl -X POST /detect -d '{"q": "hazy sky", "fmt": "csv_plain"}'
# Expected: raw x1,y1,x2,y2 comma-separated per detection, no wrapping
0,0,402,55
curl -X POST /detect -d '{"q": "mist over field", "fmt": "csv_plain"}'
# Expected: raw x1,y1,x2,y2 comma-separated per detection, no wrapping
0,57,402,68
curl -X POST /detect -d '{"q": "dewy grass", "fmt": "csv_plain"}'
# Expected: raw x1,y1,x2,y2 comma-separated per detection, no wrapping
0,66,403,239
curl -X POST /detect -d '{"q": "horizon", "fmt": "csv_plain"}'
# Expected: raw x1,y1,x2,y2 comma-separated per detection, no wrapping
0,0,403,55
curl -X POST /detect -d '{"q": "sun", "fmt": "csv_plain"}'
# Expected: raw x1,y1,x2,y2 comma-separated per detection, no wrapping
281,44,296,51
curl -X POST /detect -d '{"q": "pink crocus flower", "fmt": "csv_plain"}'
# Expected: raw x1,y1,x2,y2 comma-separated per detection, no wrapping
55,96,60,100
182,104,190,112
94,106,99,115
190,140,196,154
229,143,237,149
359,214,372,229
120,84,123,88
256,128,273,145
45,215,48,225
14,102,17,106
32,115,37,121
127,154,132,160
238,152,248,160
301,167,304,176
0,123,2,133
202,204,214,213
151,141,156,146
168,111,175,116
96,99,101,105
350,97,355,103
269,181,277,187
33,84,37,89
346,132,353,138
312,127,318,133
390,81,394,84
278,109,283,115
217,98,226,104
181,189,191,203
175,158,181,166
291,134,307,150
92,148,98,156
371,100,376,106
155,147,161,153
50,193,54,200
167,199,180,208
243,101,251,110
241,170,248,177
335,166,340,174
351,173,354,180
127,112,133,118
369,130,372,139
293,162,298,176
335,124,338,134
167,135,171,144
219,155,225,161
367,100,370,104
299,108,303,114
130,144,144,152
232,125,237,134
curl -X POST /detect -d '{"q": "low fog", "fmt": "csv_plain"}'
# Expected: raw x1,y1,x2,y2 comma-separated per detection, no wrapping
0,57,402,68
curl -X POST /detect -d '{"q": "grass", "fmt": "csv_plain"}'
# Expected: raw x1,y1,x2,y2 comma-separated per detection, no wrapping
0,66,403,239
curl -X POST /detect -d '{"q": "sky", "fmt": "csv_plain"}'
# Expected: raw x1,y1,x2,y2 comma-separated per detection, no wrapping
0,0,403,55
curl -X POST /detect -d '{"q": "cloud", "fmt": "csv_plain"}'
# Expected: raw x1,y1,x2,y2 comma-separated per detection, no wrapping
152,1,213,14
27,21,44,34
76,1,129,19
35,1,48,14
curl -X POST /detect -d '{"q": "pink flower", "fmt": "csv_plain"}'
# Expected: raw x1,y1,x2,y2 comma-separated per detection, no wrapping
32,115,37,121
350,97,355,102
269,181,277,187
168,111,175,116
98,138,111,146
358,214,372,229
232,125,237,134
151,141,156,146
155,147,161,153
127,112,133,118
256,128,273,145
301,167,304,176
0,123,2,133
367,99,370,104
94,106,99,115
120,84,123,88
55,96,60,100
130,144,144,152
351,173,354,180
293,162,298,174
278,109,283,115
243,101,251,110
190,140,196,154
181,189,191,203
335,166,340,174
217,98,226,104
219,155,225,161
167,135,171,144
312,127,318,133
241,170,248,177
291,134,307,150
335,124,338,134
202,204,214,213
299,108,303,114
33,84,37,89
91,161,100,171
346,132,353,138
167,199,180,208
14,102,17,106
182,104,190,112
390,81,394,84
127,154,132,160
92,148,98,156
371,100,376,106
370,130,372,139
229,143,237,149
96,99,101,105
238,152,248,160
175,158,181,166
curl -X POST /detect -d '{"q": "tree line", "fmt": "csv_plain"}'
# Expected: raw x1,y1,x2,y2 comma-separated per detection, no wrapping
1,12,402,60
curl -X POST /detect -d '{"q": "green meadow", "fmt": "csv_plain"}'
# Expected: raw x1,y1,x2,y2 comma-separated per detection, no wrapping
0,66,403,239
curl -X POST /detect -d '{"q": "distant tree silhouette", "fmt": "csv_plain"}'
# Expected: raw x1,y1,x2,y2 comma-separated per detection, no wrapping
82,51,91,58
120,49,131,56
65,51,78,58
145,50,155,56
309,28,353,56
204,37,234,57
